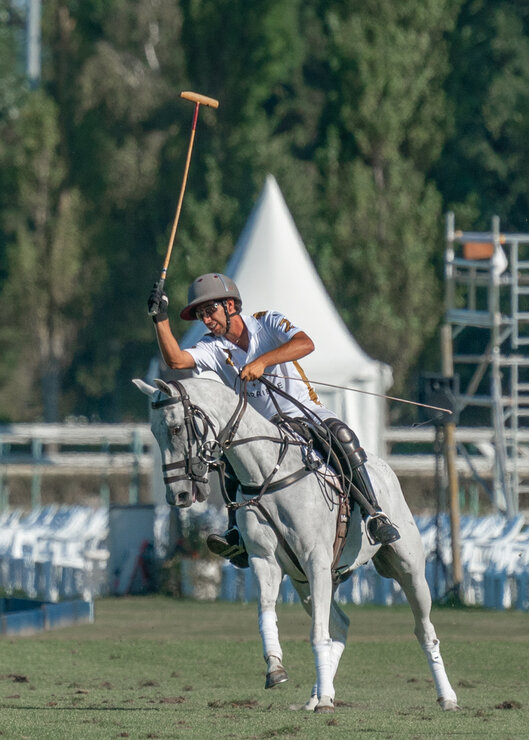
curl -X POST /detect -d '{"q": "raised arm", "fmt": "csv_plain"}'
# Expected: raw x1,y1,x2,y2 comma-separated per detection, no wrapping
153,318,196,370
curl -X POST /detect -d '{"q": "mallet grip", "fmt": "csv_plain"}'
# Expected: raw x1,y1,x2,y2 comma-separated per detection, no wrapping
180,91,219,109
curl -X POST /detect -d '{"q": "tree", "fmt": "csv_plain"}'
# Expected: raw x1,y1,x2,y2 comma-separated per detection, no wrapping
0,89,94,420
295,0,460,404
436,1,529,231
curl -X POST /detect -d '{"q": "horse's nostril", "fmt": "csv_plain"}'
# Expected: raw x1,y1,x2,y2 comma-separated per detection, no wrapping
178,492,188,503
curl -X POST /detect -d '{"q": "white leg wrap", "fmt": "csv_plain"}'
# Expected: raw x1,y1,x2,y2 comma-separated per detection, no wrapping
330,639,345,679
422,640,457,702
308,639,342,705
313,639,334,699
259,610,282,661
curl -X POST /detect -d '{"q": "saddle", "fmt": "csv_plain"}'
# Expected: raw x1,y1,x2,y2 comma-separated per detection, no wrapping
273,416,351,581
274,416,352,492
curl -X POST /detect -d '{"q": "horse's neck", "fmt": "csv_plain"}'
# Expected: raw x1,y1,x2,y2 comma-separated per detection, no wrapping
188,380,301,485
230,415,304,486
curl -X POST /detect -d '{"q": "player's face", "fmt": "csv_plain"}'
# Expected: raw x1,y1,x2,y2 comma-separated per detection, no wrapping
197,301,227,335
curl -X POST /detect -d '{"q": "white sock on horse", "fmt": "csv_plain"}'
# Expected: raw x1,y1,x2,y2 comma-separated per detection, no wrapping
422,640,458,702
259,609,282,661
309,639,344,700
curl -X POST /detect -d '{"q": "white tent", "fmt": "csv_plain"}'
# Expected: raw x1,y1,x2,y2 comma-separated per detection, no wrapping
181,174,392,455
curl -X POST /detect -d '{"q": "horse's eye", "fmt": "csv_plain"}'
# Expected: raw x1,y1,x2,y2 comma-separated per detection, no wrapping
171,425,182,437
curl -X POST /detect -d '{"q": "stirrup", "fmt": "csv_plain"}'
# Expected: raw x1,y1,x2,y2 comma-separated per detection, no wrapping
207,528,244,559
206,528,249,568
365,512,400,546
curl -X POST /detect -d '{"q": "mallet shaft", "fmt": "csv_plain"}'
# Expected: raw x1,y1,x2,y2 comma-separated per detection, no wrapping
157,91,219,287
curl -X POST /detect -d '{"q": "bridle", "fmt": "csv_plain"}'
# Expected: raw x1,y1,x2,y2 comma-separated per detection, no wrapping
151,379,215,487
151,378,312,505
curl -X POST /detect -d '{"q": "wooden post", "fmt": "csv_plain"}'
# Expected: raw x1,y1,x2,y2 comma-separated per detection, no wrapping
128,429,141,504
441,325,463,600
31,437,42,509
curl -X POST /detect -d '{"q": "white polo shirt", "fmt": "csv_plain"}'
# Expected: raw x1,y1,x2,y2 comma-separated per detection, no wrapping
186,311,335,422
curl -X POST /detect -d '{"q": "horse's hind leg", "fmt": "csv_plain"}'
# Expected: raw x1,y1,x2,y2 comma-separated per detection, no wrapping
374,545,459,711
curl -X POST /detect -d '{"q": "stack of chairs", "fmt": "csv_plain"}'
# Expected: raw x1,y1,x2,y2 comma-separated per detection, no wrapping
0,506,109,602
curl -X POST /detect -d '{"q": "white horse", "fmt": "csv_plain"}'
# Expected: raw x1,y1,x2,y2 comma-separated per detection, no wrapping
134,376,459,713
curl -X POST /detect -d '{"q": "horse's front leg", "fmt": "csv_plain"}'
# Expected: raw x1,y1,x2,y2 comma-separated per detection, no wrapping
306,554,335,713
292,580,349,712
251,553,288,689
241,506,288,690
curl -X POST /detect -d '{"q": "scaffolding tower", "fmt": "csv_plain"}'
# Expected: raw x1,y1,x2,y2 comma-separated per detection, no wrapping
444,212,529,517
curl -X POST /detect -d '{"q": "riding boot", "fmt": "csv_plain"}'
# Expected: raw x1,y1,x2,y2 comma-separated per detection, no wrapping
206,458,249,568
323,419,400,546
351,463,400,545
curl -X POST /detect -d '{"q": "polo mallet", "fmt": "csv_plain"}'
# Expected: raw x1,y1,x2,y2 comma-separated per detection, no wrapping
149,91,219,314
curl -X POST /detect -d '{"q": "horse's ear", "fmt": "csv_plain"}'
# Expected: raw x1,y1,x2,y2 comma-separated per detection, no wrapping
153,378,178,397
132,378,156,397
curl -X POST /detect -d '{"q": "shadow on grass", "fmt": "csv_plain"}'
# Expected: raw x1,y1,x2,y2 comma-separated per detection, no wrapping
0,704,166,711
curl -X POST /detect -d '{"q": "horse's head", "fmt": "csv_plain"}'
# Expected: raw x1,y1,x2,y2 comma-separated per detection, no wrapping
133,378,213,508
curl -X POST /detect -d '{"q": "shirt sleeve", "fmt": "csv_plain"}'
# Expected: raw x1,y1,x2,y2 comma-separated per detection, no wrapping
258,311,303,344
186,338,220,374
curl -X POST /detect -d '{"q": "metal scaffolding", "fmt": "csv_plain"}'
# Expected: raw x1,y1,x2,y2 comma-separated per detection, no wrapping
444,212,529,517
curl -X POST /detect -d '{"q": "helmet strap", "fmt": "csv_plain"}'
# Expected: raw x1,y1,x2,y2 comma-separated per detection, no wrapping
221,300,232,334
221,300,240,335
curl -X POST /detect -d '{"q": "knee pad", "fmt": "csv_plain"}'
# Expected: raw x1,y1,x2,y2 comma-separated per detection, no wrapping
323,419,366,468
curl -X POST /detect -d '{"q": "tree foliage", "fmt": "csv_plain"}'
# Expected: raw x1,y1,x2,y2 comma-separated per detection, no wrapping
1,0,528,422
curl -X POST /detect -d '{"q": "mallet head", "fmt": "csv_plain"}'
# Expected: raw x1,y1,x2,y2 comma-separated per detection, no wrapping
180,91,219,109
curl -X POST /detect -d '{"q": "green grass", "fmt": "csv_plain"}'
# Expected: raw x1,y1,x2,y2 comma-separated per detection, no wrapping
0,597,527,739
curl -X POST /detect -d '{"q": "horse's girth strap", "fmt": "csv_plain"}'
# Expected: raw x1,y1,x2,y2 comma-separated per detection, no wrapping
253,501,307,582
332,494,350,577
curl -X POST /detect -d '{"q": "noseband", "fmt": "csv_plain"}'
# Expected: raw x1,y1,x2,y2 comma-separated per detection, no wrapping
151,380,213,486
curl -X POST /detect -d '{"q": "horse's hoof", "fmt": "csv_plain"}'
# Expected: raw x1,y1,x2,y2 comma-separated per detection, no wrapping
303,695,318,711
438,697,460,711
265,667,288,689
314,695,335,713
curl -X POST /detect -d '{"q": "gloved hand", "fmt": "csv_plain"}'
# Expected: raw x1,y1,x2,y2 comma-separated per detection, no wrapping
148,282,169,322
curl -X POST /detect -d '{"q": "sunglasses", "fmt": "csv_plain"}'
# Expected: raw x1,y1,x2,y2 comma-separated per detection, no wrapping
195,302,220,321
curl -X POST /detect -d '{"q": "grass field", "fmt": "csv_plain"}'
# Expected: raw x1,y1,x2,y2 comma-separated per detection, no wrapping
0,596,527,739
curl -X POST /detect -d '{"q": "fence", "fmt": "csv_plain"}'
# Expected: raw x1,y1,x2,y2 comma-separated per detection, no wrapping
0,423,152,508
2,422,526,507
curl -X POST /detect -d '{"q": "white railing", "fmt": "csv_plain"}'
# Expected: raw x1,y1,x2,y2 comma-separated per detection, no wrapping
2,422,528,509
0,423,152,508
